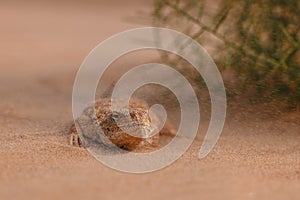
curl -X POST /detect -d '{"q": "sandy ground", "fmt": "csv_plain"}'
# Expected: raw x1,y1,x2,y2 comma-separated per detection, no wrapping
0,1,299,200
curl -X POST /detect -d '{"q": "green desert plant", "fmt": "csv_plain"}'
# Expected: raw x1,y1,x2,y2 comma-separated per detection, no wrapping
152,0,300,104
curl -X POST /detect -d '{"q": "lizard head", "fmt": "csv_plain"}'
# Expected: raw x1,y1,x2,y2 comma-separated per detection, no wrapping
99,108,159,150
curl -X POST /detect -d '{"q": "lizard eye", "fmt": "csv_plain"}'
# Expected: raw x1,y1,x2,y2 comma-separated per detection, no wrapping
112,113,119,119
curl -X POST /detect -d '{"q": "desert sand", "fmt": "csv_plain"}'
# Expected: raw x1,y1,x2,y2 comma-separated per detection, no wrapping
0,1,299,200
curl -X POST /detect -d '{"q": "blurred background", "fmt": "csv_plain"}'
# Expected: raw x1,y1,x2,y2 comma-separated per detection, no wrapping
152,0,300,107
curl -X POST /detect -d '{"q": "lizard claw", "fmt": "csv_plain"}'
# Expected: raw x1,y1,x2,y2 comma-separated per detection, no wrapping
70,132,83,147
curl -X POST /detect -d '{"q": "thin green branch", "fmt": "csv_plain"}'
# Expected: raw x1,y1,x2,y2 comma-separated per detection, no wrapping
278,23,299,47
165,1,280,67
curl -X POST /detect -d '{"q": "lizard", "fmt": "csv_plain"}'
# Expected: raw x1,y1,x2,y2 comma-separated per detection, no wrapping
70,98,175,151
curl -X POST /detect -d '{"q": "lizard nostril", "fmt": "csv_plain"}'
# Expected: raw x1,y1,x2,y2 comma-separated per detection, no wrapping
130,112,135,118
